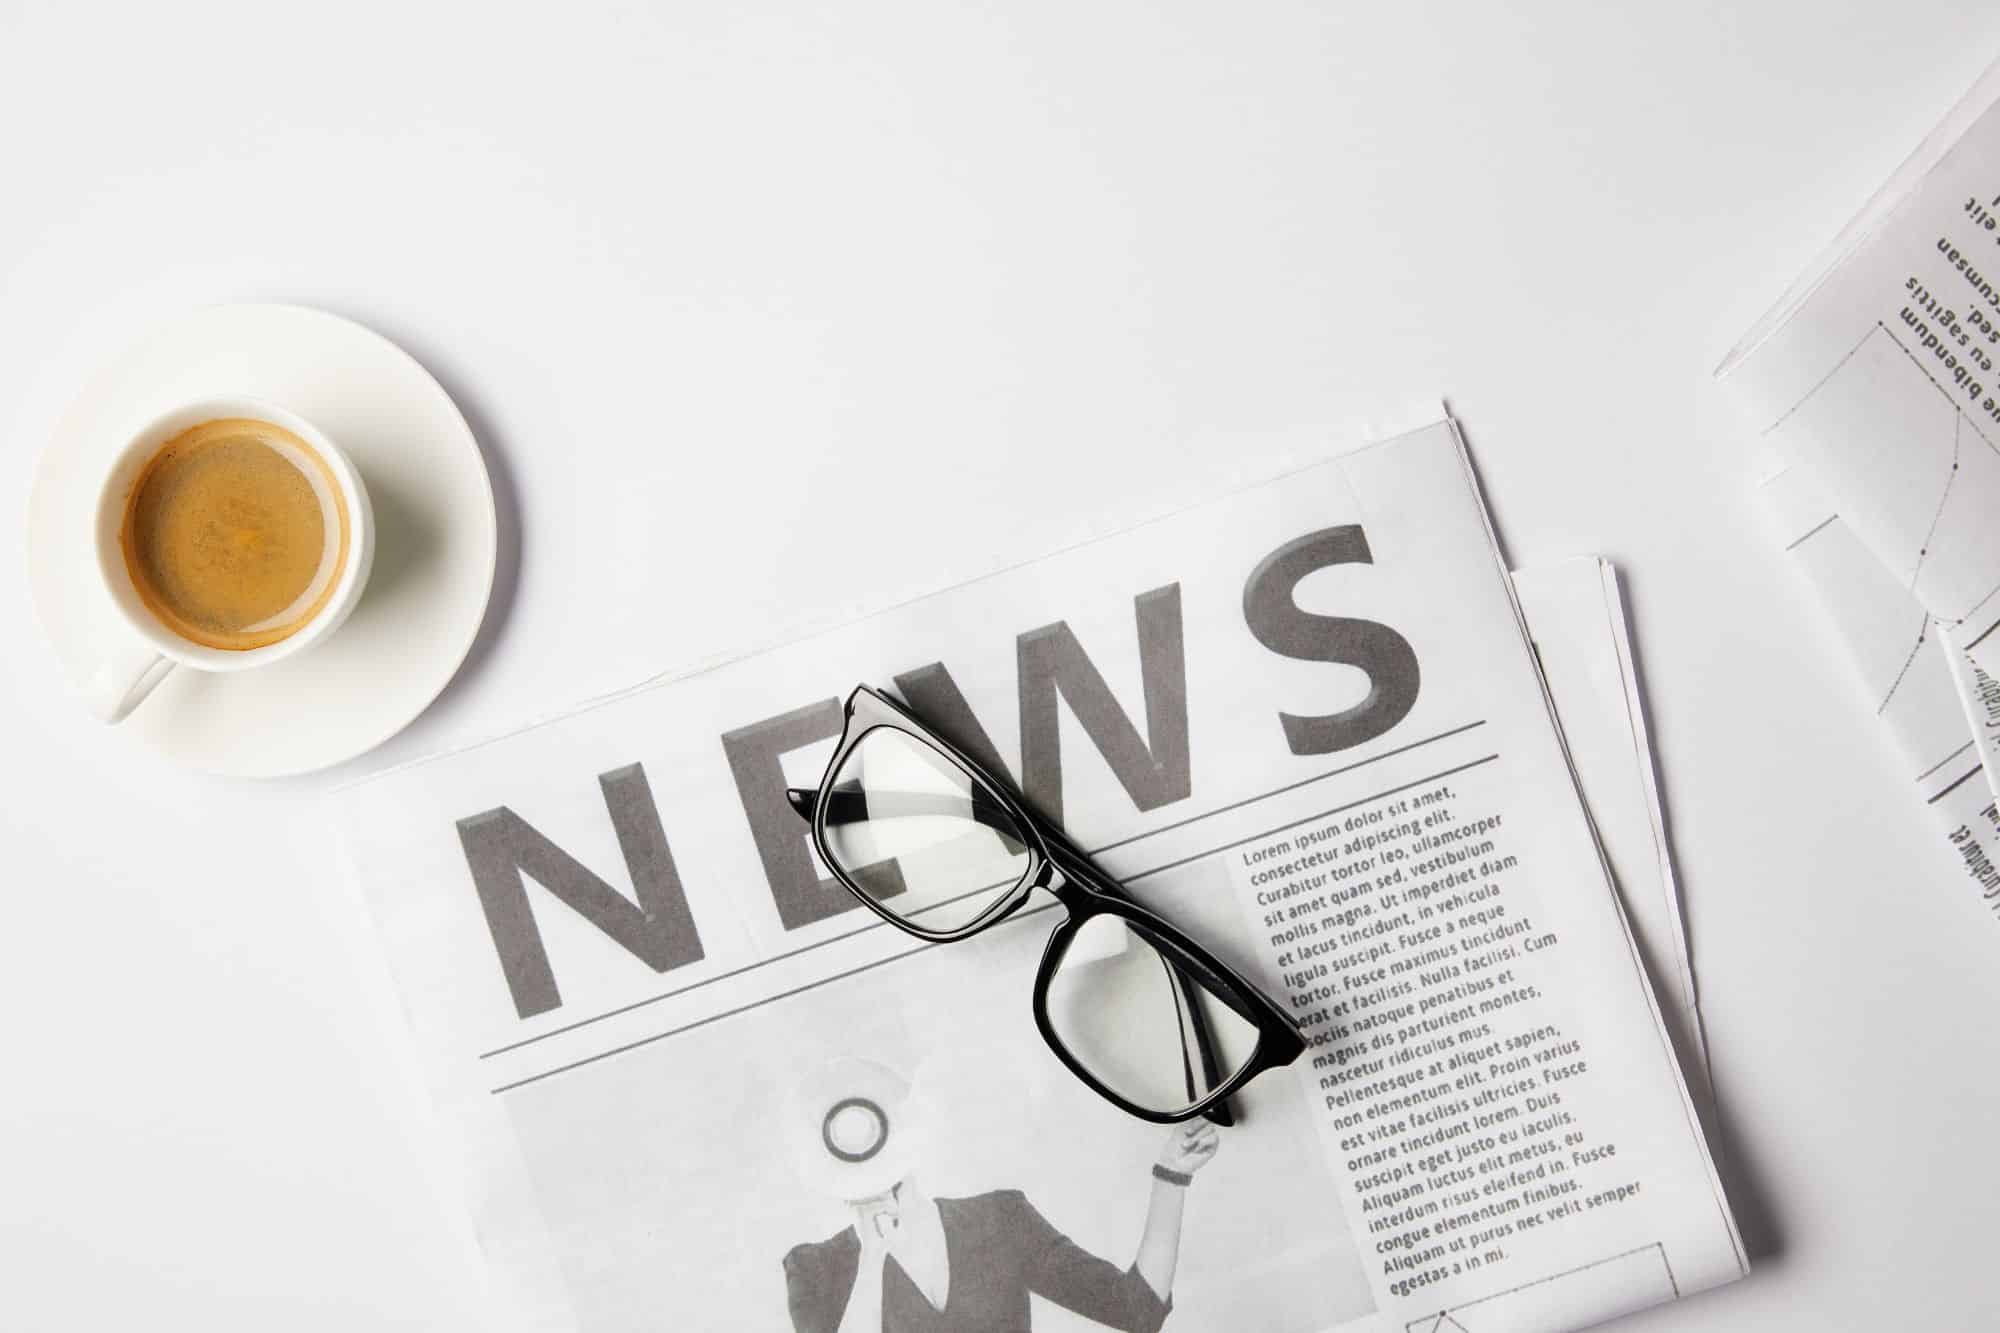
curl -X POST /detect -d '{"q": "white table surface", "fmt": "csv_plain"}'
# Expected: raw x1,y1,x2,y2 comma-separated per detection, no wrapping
5,3,1999,1328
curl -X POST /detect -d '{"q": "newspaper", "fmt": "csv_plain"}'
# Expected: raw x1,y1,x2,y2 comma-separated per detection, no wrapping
334,419,1743,1332
1510,560,1710,1120
1718,57,2000,682
1757,463,2000,921
1938,629,2000,799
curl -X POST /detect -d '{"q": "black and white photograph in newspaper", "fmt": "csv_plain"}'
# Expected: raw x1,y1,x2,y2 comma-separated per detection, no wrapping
501,856,1376,1332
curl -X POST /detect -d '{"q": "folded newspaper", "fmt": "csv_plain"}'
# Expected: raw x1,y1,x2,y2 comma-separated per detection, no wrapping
1757,464,2000,920
334,418,1743,1332
1718,56,2000,687
1510,560,1711,1123
1720,54,2000,915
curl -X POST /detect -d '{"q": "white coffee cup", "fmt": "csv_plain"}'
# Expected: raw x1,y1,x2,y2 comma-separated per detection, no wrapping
88,395,376,723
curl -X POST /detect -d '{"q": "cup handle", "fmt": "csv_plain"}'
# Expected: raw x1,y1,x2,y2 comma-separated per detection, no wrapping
87,641,176,724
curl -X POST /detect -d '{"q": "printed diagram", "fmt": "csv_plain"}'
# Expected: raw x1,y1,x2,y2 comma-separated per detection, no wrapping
1762,465,1984,797
1404,1243,1677,1333
1765,321,2000,640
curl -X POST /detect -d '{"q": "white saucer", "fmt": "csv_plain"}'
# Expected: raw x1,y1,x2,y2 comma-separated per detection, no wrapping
28,304,498,778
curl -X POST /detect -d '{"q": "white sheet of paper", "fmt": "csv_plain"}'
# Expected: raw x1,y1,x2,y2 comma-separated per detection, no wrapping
1512,559,1710,1118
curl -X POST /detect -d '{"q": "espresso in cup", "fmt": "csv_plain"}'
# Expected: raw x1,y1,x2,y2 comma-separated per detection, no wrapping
119,418,353,651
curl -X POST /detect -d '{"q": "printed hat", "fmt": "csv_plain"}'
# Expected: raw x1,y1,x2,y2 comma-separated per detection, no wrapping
787,1057,925,1202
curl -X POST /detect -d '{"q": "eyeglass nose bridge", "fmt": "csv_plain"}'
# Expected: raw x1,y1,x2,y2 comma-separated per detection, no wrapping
1028,853,1076,903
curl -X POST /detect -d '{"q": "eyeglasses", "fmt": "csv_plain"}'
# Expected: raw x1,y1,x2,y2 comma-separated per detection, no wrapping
787,685,1305,1124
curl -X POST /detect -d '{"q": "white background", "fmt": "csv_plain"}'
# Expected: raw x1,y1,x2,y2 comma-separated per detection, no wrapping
3,2,1997,1328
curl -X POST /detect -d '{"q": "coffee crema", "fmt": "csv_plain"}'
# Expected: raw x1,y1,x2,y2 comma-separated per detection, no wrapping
120,418,350,651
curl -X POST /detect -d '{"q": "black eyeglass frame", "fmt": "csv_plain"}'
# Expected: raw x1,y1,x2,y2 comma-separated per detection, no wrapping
791,685,1306,1124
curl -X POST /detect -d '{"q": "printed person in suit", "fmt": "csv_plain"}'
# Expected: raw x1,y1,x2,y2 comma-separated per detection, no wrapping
782,1058,1218,1333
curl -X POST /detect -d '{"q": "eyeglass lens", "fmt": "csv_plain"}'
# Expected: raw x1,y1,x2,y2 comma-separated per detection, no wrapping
1042,913,1263,1115
821,725,1033,933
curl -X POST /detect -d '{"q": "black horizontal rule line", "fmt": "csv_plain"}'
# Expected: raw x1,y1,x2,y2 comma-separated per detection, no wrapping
1125,754,1500,884
490,753,1497,1095
477,879,1005,1060
1926,765,1985,804
1915,739,1975,783
1963,611,2000,652
491,942,929,1094
1782,513,1838,552
489,902,1064,1096
1091,719,1489,854
478,718,1487,1063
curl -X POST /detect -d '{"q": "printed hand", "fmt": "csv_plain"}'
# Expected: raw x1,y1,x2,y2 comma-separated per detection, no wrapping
1156,1120,1221,1177
852,1196,900,1266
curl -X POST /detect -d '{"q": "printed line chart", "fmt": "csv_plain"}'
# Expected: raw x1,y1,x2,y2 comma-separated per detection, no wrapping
1764,463,1992,811
1909,411,1961,594
1876,610,1932,717
1876,322,2000,621
1764,319,2000,650
1770,468,1978,776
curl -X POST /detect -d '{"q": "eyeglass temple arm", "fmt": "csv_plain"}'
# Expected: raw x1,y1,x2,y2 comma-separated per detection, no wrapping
786,785,1237,1127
